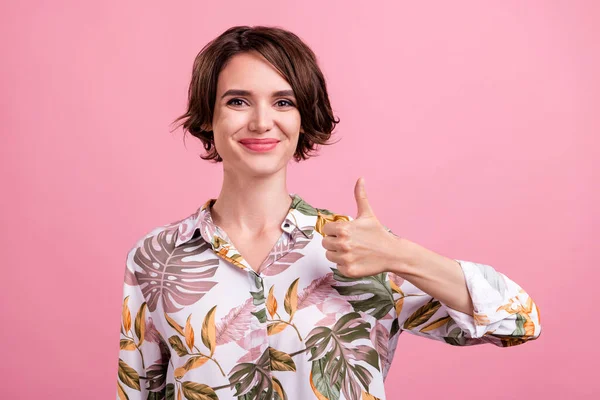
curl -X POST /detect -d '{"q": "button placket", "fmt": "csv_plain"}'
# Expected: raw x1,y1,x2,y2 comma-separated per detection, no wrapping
248,272,270,358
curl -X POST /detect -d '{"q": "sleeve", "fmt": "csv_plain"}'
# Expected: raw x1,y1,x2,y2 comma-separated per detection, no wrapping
384,228,542,347
117,247,171,399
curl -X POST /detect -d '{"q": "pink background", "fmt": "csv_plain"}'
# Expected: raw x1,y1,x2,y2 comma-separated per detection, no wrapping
1,1,598,398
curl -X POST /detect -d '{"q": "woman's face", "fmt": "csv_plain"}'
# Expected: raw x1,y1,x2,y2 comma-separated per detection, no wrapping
210,51,302,177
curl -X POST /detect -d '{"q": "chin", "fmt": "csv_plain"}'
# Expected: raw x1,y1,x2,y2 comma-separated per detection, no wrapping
236,156,288,177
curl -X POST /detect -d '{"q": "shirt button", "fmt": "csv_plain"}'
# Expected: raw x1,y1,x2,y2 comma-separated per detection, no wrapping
284,223,290,228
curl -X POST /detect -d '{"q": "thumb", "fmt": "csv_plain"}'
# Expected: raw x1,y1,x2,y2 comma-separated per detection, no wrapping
354,177,375,218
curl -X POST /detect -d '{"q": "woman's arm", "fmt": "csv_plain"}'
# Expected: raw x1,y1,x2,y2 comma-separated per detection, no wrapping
322,178,542,346
391,236,474,315
388,232,542,346
117,247,170,399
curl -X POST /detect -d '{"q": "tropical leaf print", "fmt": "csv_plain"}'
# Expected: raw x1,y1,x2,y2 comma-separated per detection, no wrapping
403,298,442,330
267,285,278,318
129,229,219,313
297,273,337,310
118,358,140,391
310,360,341,400
201,305,217,357
260,234,295,267
362,392,381,400
235,343,264,364
272,376,288,400
145,339,170,393
250,275,267,323
144,316,163,344
304,312,380,400
215,297,255,346
228,347,296,399
119,298,170,395
269,347,297,372
419,316,452,333
496,291,537,338
261,232,312,276
489,308,534,348
284,278,299,318
117,193,542,400
168,309,226,378
117,382,128,400
297,273,355,327
289,196,321,216
315,213,350,237
369,321,389,374
331,268,395,319
266,279,303,341
443,327,468,346
180,381,219,400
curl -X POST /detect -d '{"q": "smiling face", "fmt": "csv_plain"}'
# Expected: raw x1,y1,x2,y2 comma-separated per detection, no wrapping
209,51,302,177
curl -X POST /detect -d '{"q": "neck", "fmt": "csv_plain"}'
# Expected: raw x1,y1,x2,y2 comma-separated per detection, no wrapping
210,166,292,236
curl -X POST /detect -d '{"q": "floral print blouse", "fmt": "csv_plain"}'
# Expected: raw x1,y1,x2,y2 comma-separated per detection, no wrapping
116,193,541,400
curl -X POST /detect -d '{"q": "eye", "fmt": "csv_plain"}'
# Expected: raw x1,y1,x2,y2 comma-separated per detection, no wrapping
226,98,247,107
276,99,295,107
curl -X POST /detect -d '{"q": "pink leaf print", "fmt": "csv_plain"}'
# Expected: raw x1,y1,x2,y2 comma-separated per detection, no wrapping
380,313,393,320
174,215,196,244
261,233,311,276
314,314,337,326
297,273,355,327
258,234,295,271
313,298,354,327
316,297,353,316
297,273,337,310
261,252,304,276
215,297,255,346
370,320,389,370
132,228,219,313
234,329,266,363
388,271,404,288
236,344,264,363
144,316,162,344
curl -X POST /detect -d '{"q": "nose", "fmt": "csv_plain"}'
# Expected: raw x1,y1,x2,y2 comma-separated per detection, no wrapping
248,101,274,133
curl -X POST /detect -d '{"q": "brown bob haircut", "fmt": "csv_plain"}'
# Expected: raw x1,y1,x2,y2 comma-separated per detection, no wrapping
171,25,340,163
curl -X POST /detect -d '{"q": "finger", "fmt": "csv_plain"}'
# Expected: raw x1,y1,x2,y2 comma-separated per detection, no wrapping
321,236,345,252
354,177,375,219
322,220,348,237
324,249,345,265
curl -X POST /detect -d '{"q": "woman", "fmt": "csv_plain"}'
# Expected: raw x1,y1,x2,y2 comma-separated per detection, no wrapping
116,26,541,400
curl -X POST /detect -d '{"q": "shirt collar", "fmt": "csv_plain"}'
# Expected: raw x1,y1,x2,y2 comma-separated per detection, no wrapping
174,193,319,248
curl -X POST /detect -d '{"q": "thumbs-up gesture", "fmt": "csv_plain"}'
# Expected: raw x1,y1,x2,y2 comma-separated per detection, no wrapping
321,178,401,278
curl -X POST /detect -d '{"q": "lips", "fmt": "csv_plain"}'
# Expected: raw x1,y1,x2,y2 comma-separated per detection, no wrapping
239,138,280,153
239,138,280,144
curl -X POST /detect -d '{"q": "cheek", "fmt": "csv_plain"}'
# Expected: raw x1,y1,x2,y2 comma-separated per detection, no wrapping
211,115,242,150
282,113,302,141
214,112,244,133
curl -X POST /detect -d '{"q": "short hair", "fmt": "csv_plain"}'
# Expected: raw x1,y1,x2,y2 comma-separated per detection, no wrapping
171,25,341,163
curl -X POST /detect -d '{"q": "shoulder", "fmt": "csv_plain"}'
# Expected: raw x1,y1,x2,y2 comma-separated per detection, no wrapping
125,208,198,260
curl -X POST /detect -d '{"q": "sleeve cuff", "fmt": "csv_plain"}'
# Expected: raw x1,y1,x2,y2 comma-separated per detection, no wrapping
439,259,510,338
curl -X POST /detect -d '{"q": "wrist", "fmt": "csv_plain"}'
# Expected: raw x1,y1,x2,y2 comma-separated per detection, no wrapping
386,234,420,277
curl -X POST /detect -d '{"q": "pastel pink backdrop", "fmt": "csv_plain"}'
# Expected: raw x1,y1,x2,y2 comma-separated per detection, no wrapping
1,1,597,398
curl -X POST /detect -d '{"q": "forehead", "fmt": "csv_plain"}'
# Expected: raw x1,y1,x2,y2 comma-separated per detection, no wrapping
217,51,292,93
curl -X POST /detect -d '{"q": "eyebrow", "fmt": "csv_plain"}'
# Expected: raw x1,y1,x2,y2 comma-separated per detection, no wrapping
220,89,296,99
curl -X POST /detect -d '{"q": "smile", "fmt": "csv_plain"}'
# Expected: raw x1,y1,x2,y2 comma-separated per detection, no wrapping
239,139,280,153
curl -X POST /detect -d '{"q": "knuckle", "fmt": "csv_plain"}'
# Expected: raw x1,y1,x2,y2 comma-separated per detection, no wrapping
340,242,352,252
345,265,358,278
